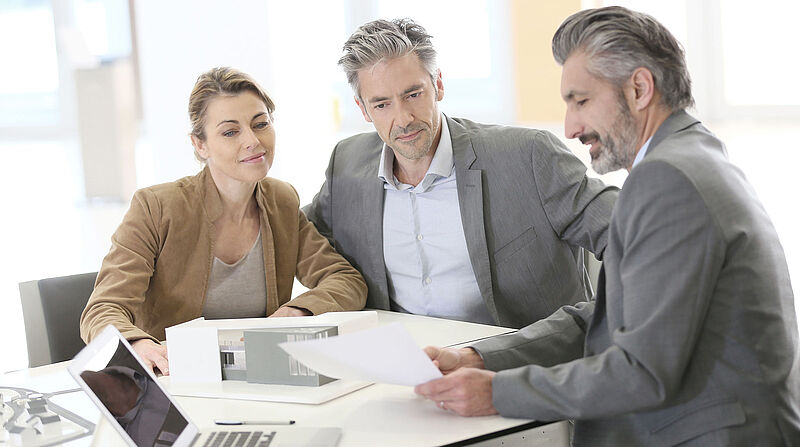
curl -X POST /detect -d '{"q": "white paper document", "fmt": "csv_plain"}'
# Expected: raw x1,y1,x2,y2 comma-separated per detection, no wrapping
278,322,443,386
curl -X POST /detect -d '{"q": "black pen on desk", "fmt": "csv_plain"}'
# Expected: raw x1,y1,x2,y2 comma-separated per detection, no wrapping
214,419,295,426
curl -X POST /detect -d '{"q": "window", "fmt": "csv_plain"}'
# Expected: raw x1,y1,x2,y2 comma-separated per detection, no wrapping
0,1,60,127
720,1,800,107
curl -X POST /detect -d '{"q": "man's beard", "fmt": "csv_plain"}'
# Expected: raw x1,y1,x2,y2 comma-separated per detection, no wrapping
587,102,639,175
389,122,434,161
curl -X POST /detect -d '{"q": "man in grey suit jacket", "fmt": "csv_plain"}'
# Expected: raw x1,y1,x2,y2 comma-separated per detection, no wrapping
415,7,800,445
304,18,617,328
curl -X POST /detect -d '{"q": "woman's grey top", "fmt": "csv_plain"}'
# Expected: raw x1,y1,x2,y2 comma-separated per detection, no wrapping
202,231,267,319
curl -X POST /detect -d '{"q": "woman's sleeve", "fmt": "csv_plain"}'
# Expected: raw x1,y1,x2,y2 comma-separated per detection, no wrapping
80,189,163,343
287,207,367,314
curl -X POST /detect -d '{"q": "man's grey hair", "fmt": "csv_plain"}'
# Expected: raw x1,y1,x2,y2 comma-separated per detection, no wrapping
339,18,438,100
552,6,694,111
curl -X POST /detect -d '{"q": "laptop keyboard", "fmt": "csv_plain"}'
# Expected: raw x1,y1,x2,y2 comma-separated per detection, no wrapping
202,431,276,447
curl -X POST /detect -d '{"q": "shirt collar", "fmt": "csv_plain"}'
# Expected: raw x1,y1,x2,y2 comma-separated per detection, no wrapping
631,136,653,169
377,114,453,191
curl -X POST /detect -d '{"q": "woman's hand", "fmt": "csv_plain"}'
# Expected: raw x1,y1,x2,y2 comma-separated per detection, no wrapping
131,339,170,375
269,306,312,317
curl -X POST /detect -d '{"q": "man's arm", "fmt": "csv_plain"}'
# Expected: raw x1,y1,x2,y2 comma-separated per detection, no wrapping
530,130,618,259
418,161,724,420
473,300,594,370
490,161,723,421
415,299,593,416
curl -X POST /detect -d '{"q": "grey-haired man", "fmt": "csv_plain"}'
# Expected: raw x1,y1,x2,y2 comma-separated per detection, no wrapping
415,7,800,445
303,18,617,329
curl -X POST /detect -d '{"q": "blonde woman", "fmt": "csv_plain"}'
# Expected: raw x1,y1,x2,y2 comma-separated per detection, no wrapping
80,67,367,374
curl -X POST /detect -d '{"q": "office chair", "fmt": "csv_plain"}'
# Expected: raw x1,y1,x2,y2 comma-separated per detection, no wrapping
19,272,98,367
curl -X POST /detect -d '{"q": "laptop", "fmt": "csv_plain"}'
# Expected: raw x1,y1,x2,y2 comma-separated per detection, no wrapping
68,325,341,447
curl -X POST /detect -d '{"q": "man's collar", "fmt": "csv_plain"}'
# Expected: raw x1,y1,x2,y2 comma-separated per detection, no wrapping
631,110,701,169
427,116,453,178
648,109,700,152
377,146,396,185
631,136,653,169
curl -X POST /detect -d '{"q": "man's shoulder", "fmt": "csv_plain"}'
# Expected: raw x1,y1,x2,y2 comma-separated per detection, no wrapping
447,117,570,168
335,131,384,155
639,123,729,185
449,117,562,153
328,131,384,177
624,125,739,217
449,117,549,139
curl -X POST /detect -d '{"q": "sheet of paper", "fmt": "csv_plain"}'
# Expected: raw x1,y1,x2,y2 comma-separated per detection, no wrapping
165,326,221,383
278,322,443,386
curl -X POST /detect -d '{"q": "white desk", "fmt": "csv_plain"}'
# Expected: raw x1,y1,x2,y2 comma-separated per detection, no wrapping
2,311,566,446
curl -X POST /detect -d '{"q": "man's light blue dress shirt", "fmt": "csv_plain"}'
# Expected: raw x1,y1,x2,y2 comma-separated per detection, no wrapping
379,116,493,324
632,136,653,169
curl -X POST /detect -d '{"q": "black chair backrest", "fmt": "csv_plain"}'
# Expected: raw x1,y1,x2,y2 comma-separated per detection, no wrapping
38,272,98,364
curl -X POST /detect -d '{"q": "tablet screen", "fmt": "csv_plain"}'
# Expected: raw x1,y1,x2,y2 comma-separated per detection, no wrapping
74,330,190,447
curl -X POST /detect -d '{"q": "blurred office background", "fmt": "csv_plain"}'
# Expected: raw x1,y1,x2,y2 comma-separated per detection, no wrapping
1,0,798,373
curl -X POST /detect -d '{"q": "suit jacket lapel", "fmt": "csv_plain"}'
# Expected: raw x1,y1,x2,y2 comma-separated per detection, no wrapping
363,144,390,308
449,116,498,322
255,186,279,314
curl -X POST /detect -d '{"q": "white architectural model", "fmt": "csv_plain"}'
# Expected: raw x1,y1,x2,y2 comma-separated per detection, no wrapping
161,311,378,404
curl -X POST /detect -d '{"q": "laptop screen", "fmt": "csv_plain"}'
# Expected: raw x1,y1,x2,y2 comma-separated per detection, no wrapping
70,325,343,447
73,330,190,447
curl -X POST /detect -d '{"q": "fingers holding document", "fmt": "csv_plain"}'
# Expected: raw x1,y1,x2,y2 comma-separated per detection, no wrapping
414,368,498,417
423,346,485,374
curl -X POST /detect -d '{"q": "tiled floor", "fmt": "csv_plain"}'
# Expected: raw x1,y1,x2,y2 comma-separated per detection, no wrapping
1,119,798,373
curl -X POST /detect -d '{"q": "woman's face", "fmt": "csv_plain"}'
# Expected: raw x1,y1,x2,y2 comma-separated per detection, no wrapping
192,91,275,188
